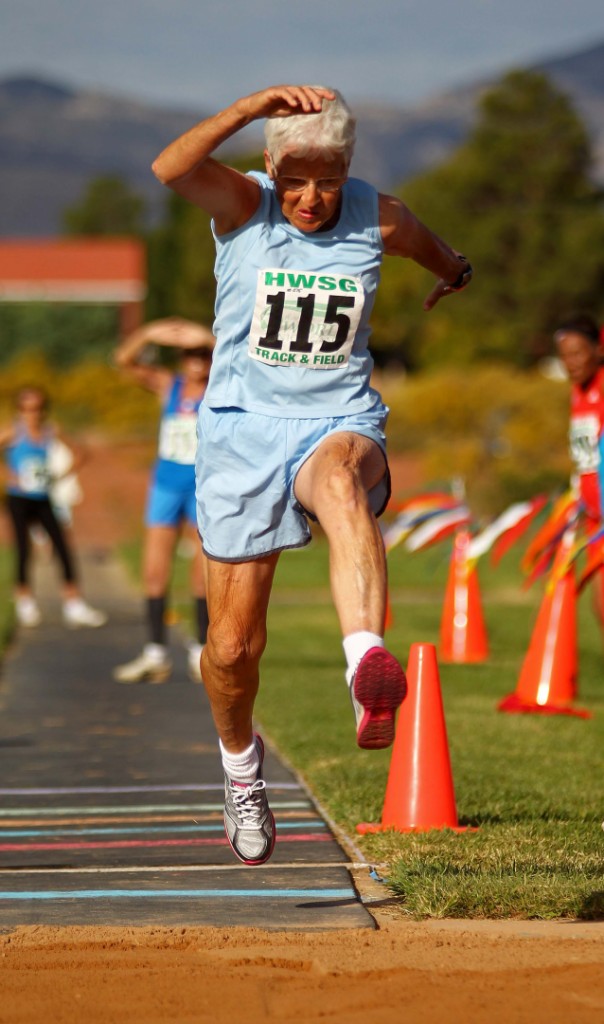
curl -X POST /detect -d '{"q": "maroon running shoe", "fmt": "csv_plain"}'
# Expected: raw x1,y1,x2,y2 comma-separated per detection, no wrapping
350,647,407,749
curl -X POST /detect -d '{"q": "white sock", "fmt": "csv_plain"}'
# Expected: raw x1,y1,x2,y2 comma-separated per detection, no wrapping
143,642,169,662
220,738,260,785
343,631,384,687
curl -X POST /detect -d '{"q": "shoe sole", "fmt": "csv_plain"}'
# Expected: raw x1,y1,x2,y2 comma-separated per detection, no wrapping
114,668,172,685
64,621,107,629
353,648,407,750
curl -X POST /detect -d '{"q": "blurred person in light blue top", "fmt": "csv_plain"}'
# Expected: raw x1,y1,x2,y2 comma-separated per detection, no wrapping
112,317,214,685
153,85,472,866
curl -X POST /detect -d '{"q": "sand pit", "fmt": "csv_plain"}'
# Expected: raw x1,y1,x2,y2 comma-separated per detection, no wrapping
1,915,603,1024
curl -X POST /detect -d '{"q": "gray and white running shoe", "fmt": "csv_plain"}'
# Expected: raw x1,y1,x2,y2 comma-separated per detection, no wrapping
223,735,276,865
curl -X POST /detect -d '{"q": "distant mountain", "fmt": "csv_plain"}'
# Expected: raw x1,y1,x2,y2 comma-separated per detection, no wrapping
352,40,604,194
1,40,603,237
0,77,210,236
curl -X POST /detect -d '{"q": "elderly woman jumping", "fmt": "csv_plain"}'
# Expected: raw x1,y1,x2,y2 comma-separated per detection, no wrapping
152,85,472,865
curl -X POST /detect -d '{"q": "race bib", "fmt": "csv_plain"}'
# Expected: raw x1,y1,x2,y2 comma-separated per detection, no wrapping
18,456,50,493
158,414,198,464
248,268,365,369
569,414,600,473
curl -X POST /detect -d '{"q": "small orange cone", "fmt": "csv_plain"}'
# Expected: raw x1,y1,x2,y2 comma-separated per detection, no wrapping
357,643,476,834
498,529,591,718
439,530,488,663
384,587,394,631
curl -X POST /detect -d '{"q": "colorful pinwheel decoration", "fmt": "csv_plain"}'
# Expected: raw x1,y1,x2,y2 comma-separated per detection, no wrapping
520,489,604,594
384,489,548,567
385,483,604,598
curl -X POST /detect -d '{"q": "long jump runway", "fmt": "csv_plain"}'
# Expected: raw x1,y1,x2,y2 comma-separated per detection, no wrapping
0,554,373,930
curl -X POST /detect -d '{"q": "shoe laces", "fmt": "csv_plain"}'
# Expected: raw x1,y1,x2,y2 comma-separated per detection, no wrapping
230,779,267,827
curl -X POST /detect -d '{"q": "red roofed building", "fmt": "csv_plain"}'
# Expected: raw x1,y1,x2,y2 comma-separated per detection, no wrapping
0,238,146,336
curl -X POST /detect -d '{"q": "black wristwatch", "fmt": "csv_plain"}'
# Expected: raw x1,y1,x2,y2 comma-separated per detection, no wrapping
446,256,473,292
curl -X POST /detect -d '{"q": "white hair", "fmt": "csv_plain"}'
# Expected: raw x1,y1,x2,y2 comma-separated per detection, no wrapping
264,87,356,169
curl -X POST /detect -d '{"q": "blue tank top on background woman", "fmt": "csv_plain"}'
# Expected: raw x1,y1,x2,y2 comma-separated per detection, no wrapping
154,376,202,491
6,426,52,499
206,173,385,419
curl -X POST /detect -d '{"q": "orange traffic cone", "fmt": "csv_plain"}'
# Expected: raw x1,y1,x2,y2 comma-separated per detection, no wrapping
439,529,488,663
384,588,394,631
357,643,476,834
498,529,590,718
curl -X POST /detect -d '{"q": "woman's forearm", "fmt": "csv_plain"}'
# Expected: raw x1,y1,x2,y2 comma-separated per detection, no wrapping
152,101,251,185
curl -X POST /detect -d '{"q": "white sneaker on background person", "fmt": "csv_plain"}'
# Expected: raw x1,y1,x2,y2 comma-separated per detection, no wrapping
187,642,204,683
113,643,172,684
15,595,42,628
62,597,108,629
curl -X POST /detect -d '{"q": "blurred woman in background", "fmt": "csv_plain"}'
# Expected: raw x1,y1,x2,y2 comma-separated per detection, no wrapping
0,385,107,628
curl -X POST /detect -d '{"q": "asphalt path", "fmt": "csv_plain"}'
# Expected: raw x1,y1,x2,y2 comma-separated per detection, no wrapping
0,549,374,931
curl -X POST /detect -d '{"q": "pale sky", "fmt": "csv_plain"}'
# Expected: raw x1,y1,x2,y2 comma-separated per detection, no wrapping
3,0,604,112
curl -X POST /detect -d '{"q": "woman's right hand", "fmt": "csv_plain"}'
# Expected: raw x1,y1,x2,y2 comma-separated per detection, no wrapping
235,85,335,123
138,318,193,347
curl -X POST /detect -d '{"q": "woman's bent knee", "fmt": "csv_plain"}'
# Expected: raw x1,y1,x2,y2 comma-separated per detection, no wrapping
207,624,267,673
316,465,370,521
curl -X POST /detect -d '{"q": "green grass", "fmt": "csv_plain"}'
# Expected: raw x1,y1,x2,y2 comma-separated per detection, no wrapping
0,546,14,657
121,534,604,920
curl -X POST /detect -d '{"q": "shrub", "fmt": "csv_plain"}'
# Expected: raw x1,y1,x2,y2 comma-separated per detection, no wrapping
379,363,571,514
0,352,158,437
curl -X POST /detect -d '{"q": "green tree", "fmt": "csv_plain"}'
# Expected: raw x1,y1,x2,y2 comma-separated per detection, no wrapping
62,175,146,236
146,192,216,324
146,151,266,325
0,302,119,367
373,70,604,368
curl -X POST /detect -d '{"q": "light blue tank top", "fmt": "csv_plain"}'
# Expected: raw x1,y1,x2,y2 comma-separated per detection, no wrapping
153,376,202,492
206,173,385,418
6,425,52,499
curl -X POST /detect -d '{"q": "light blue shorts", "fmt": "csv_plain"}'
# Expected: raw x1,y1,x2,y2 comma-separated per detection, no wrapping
196,404,390,562
145,481,197,528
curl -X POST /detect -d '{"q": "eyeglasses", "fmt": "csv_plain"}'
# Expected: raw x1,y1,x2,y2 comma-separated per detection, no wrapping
182,348,213,359
275,175,347,194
